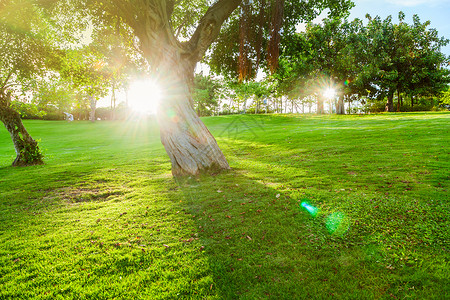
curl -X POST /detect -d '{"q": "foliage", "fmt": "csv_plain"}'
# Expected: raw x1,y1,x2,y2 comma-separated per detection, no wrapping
192,73,221,117
17,138,44,166
208,0,354,81
0,113,448,298
55,48,110,99
0,0,56,97
440,88,450,106
355,13,450,111
272,12,450,114
10,101,47,119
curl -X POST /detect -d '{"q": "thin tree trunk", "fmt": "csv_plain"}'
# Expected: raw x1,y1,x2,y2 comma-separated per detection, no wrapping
336,97,345,115
317,97,324,114
385,91,394,112
347,96,351,114
110,81,116,120
0,92,43,166
89,95,96,122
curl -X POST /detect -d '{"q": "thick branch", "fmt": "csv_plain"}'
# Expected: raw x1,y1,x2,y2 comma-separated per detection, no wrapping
0,69,14,92
186,0,242,62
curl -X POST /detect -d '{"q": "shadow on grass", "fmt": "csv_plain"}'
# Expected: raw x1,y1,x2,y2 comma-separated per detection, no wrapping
174,170,383,299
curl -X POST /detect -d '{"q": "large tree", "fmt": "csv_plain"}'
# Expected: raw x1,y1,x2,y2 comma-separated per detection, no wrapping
46,0,353,176
358,13,449,112
0,0,50,166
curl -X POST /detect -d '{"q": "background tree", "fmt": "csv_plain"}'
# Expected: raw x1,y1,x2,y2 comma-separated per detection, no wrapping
274,13,449,114
192,74,220,117
0,0,53,166
440,87,450,108
357,13,449,112
55,48,111,122
209,0,354,81
32,77,76,120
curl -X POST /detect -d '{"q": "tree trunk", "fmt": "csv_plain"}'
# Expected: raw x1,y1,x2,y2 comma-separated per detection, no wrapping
155,52,230,177
317,97,324,114
89,95,96,122
336,97,345,115
0,93,43,166
347,97,351,114
397,90,402,112
123,0,241,176
110,82,116,120
385,91,394,112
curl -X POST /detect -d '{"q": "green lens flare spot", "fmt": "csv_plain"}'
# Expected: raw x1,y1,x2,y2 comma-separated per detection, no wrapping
326,212,350,236
300,201,319,218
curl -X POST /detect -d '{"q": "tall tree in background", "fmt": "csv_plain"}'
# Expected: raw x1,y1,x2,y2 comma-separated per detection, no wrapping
273,12,449,114
56,48,111,122
359,13,449,112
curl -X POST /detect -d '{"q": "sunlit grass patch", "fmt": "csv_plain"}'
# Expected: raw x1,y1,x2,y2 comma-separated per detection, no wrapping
0,112,449,298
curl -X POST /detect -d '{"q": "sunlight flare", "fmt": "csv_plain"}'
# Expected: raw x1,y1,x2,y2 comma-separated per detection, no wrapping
323,87,336,99
128,79,163,115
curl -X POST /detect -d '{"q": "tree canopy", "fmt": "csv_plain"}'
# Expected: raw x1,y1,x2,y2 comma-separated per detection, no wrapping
269,12,450,113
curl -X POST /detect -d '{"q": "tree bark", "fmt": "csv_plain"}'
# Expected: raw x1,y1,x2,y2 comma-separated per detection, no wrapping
155,49,230,177
317,97,324,114
397,90,401,112
0,92,43,166
336,97,345,115
120,0,240,176
89,95,96,122
385,91,394,112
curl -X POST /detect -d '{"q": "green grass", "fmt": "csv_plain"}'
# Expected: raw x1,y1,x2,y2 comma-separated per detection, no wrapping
0,112,449,299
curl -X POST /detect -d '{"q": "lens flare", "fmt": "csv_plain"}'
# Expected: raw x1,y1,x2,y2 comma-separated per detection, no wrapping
128,79,162,115
323,88,336,100
326,212,350,235
300,201,319,217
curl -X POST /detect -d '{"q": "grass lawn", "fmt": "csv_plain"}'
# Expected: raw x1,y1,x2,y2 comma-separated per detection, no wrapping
0,112,449,299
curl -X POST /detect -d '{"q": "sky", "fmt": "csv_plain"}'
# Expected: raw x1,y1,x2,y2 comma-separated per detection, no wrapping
348,0,450,57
